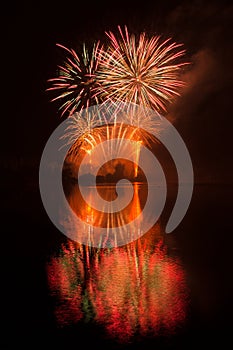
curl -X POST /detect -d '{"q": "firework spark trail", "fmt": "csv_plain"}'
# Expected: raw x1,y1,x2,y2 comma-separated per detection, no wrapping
62,103,161,149
62,104,162,178
96,25,188,113
46,42,102,117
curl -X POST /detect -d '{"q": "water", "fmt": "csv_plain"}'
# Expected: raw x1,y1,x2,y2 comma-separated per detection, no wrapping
2,182,233,349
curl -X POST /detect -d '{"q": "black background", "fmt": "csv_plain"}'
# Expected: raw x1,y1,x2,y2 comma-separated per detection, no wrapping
1,0,233,348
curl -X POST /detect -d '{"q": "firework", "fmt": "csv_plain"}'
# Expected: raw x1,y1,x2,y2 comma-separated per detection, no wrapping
47,26,188,117
46,27,186,184
61,103,162,179
96,25,188,112
46,42,101,117
65,122,147,178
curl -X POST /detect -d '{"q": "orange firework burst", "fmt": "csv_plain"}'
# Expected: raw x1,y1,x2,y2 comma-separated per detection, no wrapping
96,25,189,112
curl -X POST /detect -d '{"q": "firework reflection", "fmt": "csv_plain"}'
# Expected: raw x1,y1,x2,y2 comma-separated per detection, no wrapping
47,185,188,343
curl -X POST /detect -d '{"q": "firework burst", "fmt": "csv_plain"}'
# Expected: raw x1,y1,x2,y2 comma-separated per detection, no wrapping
96,25,188,112
61,103,161,163
62,104,162,181
46,42,101,117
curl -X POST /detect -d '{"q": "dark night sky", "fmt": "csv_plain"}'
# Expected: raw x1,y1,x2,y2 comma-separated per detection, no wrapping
2,0,233,184
1,2,233,346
